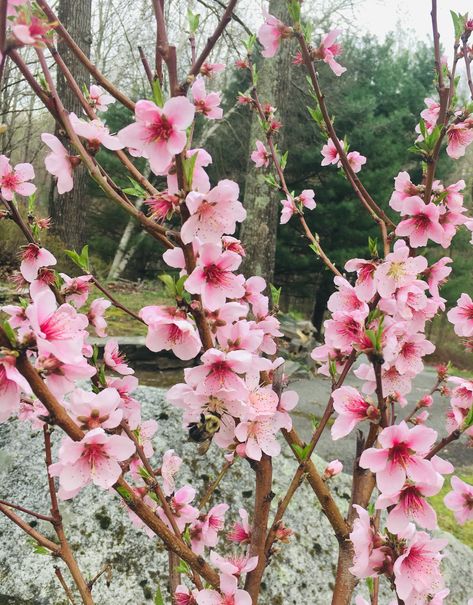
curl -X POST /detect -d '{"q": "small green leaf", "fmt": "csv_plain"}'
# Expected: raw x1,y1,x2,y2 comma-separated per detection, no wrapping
154,585,165,605
152,77,165,108
245,34,256,53
158,274,177,298
269,283,282,307
1,321,16,345
175,275,188,297
280,150,289,171
450,10,465,41
64,244,90,272
182,152,198,190
117,485,132,501
176,559,191,574
292,443,311,460
138,466,152,480
287,0,301,23
368,236,378,258
464,405,473,429
263,174,278,189
187,9,200,34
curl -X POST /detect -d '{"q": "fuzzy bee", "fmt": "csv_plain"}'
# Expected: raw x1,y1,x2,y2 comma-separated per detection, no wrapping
187,412,222,454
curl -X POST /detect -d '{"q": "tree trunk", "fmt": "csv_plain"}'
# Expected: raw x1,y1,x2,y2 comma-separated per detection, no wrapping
240,0,292,284
49,0,92,250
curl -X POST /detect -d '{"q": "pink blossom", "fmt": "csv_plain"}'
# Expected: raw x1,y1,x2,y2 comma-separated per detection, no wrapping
420,97,440,131
227,508,251,544
68,387,122,430
257,11,290,58
185,243,245,311
52,428,135,495
89,85,114,112
393,527,446,604
447,293,473,337
187,348,251,398
222,236,245,256
349,505,385,578
107,375,141,429
210,551,258,577
331,386,379,440
347,151,366,173
88,298,111,338
167,148,212,194
395,196,444,248
424,257,452,298
175,584,198,605
374,240,428,298
444,476,473,524
12,15,50,45
7,0,26,17
0,155,36,200
321,138,343,166
159,485,199,532
387,332,435,376
328,276,369,316
235,386,280,460
181,180,246,244
26,289,88,365
41,133,74,194
59,274,92,308
190,502,228,553
118,98,195,174
389,171,418,212
280,197,296,224
135,419,158,458
140,306,202,360
161,449,182,496
316,29,346,76
145,192,179,221
275,389,298,431
36,354,96,399
69,113,123,151
251,140,270,168
359,421,438,495
323,459,343,479
376,481,441,532
446,120,473,159
103,339,134,375
323,310,366,352
200,62,225,77
195,573,251,605
0,356,32,422
344,258,377,302
192,77,222,119
216,319,263,353
19,244,56,282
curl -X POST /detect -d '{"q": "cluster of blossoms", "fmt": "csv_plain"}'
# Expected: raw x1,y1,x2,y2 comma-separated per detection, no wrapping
2,4,473,605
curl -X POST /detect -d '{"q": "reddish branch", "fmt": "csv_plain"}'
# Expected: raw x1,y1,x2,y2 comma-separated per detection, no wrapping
0,326,220,588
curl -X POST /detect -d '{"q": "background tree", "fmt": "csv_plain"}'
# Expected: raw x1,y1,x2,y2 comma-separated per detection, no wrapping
49,0,92,249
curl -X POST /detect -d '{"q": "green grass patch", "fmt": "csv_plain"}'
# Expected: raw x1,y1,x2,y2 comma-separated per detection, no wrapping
430,470,473,548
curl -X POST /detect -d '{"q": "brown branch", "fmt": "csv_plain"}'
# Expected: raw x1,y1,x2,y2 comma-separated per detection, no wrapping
35,0,135,112
138,45,154,88
183,0,239,88
0,327,220,588
0,502,60,553
425,428,462,459
243,454,273,604
294,31,395,231
90,276,145,324
55,567,77,605
0,500,54,523
198,459,234,509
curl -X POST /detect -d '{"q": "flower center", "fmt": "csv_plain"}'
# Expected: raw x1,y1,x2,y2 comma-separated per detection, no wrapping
147,115,173,143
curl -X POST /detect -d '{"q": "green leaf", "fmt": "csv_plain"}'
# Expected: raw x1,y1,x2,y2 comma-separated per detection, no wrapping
64,245,90,272
1,321,16,346
245,34,256,53
117,485,132,502
187,9,200,34
368,236,378,258
175,275,188,297
176,559,191,574
280,150,289,171
263,174,278,189
292,443,311,460
27,538,51,555
138,466,152,480
464,405,473,429
158,273,177,298
123,177,148,198
152,77,165,108
182,152,198,190
154,585,165,605
287,0,301,23
269,283,282,307
450,11,465,41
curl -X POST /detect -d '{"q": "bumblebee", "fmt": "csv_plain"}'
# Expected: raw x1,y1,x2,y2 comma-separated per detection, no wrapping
187,412,222,454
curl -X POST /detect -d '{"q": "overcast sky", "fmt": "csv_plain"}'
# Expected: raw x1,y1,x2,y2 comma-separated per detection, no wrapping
350,0,471,57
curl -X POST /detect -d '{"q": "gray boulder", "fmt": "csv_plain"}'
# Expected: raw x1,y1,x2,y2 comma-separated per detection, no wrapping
0,386,471,604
